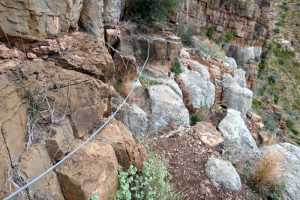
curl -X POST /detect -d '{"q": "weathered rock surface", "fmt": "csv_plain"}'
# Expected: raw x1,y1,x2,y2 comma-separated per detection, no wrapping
224,57,238,70
104,0,124,24
223,44,262,66
96,120,144,169
133,34,181,62
119,103,149,137
206,157,242,191
178,58,215,109
0,0,83,39
80,0,104,37
233,69,247,88
179,49,191,59
2,105,28,164
180,0,270,41
148,85,190,134
222,74,253,115
46,119,75,161
261,143,300,200
180,58,211,79
19,144,64,199
56,142,118,200
21,60,111,138
218,109,258,163
193,122,223,147
0,132,10,199
178,66,215,109
55,32,115,83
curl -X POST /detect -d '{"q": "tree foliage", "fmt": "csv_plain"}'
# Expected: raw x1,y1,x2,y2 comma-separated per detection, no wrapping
129,0,179,23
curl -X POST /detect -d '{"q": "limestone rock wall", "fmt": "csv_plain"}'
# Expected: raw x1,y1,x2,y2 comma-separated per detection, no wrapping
0,0,83,39
179,0,271,41
0,0,124,39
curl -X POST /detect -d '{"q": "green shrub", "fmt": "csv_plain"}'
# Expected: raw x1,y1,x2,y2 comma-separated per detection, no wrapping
278,59,285,65
268,76,277,85
252,99,262,110
273,28,280,34
206,27,215,39
139,75,161,86
129,0,179,23
264,116,278,132
281,12,288,19
259,59,267,70
90,194,99,200
27,93,44,122
115,154,178,200
279,2,289,12
190,109,207,126
275,19,285,27
286,119,300,135
171,60,182,75
224,29,237,42
215,29,237,44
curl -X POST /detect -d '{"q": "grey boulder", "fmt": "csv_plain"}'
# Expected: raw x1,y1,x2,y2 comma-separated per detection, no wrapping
119,103,149,137
147,85,189,134
205,157,242,191
179,68,215,109
222,74,253,116
224,57,238,70
218,109,258,163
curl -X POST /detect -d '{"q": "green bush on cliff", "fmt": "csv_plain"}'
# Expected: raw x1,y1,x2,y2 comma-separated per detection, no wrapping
115,154,179,200
171,60,183,75
206,27,215,39
129,0,179,23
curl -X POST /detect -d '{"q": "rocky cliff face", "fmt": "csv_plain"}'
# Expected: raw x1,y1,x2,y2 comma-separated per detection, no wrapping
0,0,124,39
179,0,271,42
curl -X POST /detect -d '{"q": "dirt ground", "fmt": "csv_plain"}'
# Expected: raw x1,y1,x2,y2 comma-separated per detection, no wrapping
144,129,262,200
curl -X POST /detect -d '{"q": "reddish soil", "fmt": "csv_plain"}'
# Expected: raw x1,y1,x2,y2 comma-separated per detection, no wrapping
144,129,262,200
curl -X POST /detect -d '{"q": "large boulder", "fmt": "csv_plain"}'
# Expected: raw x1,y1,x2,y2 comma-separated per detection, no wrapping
179,58,215,108
18,144,65,199
0,0,83,39
261,143,300,200
147,85,190,134
218,109,258,163
205,157,242,191
56,142,118,200
178,65,215,109
222,74,253,116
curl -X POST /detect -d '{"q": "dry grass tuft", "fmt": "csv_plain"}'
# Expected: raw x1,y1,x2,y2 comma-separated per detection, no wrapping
250,152,284,197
